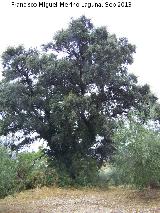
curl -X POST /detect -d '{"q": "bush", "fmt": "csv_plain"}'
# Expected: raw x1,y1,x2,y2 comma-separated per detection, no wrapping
52,155,99,187
113,118,160,188
0,146,58,198
0,145,17,198
72,157,99,186
97,165,112,188
16,151,57,190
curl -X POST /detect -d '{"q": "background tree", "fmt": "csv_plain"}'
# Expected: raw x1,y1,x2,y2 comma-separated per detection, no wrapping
0,16,158,182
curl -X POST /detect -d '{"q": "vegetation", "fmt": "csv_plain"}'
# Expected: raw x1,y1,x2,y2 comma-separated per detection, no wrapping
0,144,17,198
0,16,160,199
112,116,160,188
15,150,57,190
0,144,57,198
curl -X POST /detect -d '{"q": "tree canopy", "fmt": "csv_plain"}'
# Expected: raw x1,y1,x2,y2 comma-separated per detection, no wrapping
0,16,159,179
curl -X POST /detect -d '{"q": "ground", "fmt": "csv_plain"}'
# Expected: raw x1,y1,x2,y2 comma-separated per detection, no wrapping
0,187,160,213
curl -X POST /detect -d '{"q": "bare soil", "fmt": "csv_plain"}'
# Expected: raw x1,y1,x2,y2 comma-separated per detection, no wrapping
0,187,160,213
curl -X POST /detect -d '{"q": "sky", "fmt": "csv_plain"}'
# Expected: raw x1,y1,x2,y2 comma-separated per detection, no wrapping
0,0,160,101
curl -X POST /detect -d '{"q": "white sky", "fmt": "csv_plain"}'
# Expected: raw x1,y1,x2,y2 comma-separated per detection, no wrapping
0,0,160,100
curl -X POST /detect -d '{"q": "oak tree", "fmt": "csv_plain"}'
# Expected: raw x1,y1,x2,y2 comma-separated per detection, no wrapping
0,16,158,180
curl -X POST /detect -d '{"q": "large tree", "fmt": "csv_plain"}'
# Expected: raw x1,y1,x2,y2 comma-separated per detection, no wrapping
0,16,158,180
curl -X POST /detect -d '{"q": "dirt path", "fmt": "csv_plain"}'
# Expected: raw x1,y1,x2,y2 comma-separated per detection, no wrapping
0,187,160,213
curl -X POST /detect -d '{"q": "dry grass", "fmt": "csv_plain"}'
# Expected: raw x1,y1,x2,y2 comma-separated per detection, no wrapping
0,186,160,213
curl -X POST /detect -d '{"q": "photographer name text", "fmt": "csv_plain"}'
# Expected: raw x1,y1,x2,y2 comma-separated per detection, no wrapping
11,1,132,8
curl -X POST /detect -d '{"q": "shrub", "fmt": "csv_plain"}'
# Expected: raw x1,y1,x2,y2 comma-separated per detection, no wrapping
0,145,57,198
16,151,57,190
97,165,112,188
52,155,99,187
72,157,99,186
0,145,17,198
113,118,160,188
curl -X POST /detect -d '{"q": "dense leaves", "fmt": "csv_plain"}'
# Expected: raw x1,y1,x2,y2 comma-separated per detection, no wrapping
0,143,57,198
0,144,17,198
0,16,159,180
113,117,160,188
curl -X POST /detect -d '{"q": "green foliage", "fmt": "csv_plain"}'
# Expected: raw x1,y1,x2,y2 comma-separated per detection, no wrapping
0,144,57,198
97,165,112,188
0,144,17,198
15,151,57,190
0,16,159,182
71,156,99,186
113,118,160,188
49,154,99,187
